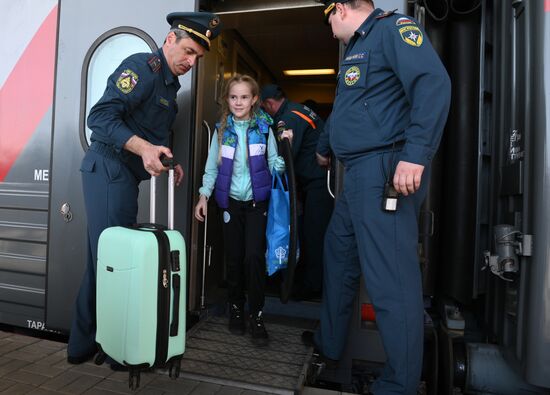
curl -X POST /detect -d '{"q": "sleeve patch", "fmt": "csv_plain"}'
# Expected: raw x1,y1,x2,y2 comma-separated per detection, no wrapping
116,69,139,94
399,25,424,47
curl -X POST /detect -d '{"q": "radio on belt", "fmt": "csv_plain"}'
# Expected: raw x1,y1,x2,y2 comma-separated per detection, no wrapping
382,182,399,212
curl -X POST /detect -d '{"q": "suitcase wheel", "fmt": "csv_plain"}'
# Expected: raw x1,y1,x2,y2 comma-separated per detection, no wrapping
94,351,107,365
169,359,181,379
129,369,141,391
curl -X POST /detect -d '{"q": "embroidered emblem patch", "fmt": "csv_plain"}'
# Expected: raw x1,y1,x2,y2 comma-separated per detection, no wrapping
159,97,169,107
396,17,415,25
116,69,139,94
399,25,423,47
344,66,361,86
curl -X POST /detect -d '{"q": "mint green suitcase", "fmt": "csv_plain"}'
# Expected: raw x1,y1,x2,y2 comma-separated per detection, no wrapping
96,167,185,389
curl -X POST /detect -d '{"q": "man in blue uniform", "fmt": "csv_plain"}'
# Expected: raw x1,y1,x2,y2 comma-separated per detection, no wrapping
67,11,221,367
261,84,333,299
305,1,451,394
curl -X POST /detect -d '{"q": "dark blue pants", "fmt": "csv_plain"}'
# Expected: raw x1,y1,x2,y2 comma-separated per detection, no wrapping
315,152,427,395
67,148,139,358
301,183,334,294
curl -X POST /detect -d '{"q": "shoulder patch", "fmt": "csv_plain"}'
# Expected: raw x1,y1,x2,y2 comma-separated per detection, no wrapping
147,56,162,73
116,69,139,94
396,17,415,26
399,25,424,47
376,9,397,19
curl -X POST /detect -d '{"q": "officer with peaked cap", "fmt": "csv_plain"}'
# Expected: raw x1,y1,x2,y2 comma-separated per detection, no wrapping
67,11,221,369
302,1,451,394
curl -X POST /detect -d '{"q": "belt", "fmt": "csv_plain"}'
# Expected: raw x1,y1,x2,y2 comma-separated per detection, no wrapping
89,141,125,161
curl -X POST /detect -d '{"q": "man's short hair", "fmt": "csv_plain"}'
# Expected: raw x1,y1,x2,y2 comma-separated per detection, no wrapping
169,28,191,42
260,84,285,101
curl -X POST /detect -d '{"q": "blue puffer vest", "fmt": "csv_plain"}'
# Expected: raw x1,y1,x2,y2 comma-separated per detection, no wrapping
214,111,273,209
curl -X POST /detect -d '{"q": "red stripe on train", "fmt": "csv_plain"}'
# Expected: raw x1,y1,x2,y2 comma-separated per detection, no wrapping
546,0,550,12
0,5,58,181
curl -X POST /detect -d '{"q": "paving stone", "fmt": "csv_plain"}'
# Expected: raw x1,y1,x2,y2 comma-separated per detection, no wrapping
4,369,50,386
1,382,36,394
70,363,112,378
0,378,17,392
94,378,139,394
146,376,199,394
0,359,31,377
40,371,81,391
0,332,11,340
0,357,11,367
35,353,67,369
28,388,66,395
0,340,27,354
134,388,164,395
190,382,221,395
58,373,103,394
5,349,47,363
213,387,243,395
34,340,66,352
6,334,41,345
21,363,66,378
82,388,122,395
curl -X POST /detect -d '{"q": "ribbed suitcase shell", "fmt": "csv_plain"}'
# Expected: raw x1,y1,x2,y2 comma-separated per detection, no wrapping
96,227,186,366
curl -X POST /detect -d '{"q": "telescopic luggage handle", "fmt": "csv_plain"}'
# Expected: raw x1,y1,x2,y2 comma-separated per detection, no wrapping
150,155,176,230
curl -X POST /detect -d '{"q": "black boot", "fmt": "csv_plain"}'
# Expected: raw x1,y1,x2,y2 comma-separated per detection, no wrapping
229,304,245,335
249,311,269,346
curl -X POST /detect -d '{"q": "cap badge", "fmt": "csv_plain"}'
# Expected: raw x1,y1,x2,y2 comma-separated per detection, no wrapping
344,66,360,86
209,16,220,28
206,29,212,38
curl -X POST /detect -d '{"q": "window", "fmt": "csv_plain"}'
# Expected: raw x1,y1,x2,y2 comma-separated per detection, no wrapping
84,33,153,145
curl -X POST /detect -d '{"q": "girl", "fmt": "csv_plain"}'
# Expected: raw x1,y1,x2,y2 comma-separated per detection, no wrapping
195,74,292,345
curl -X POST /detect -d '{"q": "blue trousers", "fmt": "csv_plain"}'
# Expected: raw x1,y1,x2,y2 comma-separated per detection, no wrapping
67,148,139,358
315,152,427,395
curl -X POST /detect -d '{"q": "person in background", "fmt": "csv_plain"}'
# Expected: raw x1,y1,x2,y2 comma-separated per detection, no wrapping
304,1,451,394
67,12,221,369
195,74,292,345
261,85,333,300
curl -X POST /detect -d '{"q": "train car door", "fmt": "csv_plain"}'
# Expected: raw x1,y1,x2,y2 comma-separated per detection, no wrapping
46,0,197,332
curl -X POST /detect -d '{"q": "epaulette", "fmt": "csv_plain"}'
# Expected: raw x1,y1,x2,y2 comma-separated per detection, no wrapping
147,56,161,73
376,9,397,19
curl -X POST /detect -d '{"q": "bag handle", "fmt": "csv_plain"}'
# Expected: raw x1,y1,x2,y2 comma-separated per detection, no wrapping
272,172,289,191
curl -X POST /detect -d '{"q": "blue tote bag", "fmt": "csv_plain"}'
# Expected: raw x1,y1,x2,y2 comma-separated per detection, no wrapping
266,173,291,276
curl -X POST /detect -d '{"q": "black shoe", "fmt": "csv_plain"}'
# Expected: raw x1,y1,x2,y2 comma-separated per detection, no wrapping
67,348,97,365
301,331,339,370
249,311,269,346
229,304,245,335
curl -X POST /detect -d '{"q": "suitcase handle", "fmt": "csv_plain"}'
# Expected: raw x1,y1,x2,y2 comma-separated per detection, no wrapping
150,156,176,230
131,223,168,231
170,274,181,336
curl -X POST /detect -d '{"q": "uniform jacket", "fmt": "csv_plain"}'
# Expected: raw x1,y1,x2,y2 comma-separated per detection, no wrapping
87,48,180,180
330,9,451,167
273,100,326,189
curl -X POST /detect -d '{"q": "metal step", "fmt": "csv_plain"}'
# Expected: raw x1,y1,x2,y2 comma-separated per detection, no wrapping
180,315,315,395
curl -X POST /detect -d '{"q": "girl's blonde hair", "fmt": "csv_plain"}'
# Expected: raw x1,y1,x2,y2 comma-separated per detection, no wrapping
217,74,260,158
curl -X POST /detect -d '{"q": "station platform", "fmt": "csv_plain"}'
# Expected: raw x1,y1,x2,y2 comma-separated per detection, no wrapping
0,325,354,395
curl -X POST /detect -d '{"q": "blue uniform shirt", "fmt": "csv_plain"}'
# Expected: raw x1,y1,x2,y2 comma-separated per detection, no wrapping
87,48,180,179
330,9,451,167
